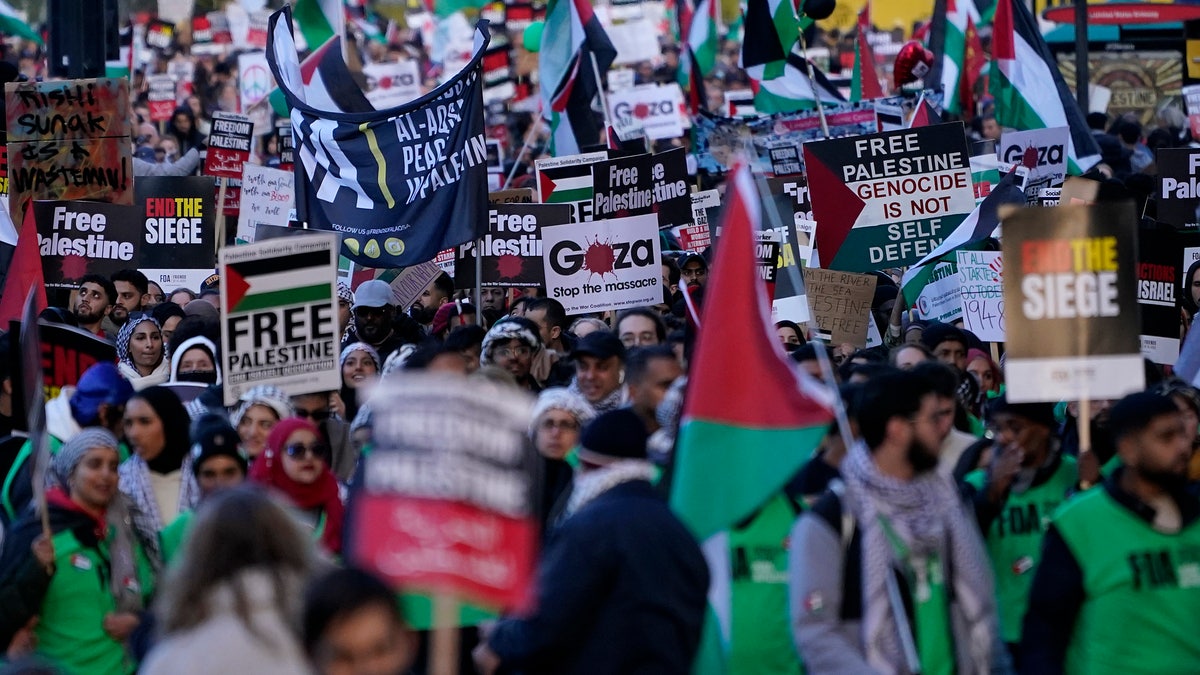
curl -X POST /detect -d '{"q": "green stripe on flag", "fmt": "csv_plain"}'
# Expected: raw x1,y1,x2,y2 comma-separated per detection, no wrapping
546,187,592,204
671,419,825,541
233,283,331,313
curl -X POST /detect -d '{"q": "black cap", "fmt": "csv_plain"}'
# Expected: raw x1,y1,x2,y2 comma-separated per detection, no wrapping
1108,391,1179,443
571,331,627,362
578,409,648,464
200,273,220,297
678,252,708,270
191,416,248,477
986,393,1058,430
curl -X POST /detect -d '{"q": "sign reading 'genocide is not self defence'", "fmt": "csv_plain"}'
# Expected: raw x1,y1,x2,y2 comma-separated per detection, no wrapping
1002,204,1143,403
803,122,975,272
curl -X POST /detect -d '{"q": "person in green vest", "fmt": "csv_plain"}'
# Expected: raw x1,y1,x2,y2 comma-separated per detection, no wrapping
0,428,154,674
160,415,249,565
961,394,1077,666
1022,390,1200,674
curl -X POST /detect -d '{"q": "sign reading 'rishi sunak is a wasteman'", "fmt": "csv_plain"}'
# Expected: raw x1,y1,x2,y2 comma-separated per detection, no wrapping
219,231,342,405
803,122,975,272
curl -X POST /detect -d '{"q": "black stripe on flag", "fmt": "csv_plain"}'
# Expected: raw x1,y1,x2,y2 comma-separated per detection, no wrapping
229,249,331,277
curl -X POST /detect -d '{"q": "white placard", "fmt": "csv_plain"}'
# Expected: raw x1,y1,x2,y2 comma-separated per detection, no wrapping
238,163,295,244
542,213,662,313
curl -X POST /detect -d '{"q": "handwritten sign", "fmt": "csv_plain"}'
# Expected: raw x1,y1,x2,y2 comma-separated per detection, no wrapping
238,163,294,243
803,267,878,347
957,250,1005,342
204,111,253,178
5,78,133,228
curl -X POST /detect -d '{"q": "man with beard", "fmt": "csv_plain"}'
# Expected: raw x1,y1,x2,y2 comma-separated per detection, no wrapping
104,268,149,334
410,273,454,329
72,274,118,339
789,369,1002,673
1022,391,1200,673
342,280,409,363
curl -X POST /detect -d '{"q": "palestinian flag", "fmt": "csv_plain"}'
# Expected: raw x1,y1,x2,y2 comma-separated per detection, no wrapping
671,163,831,540
754,53,845,114
0,0,40,44
671,164,832,673
534,151,607,215
990,0,1100,174
0,203,45,325
907,95,945,128
293,0,342,48
926,0,977,115
740,0,805,81
540,0,616,157
269,34,374,116
900,168,1026,305
225,248,334,314
677,0,718,114
850,5,884,102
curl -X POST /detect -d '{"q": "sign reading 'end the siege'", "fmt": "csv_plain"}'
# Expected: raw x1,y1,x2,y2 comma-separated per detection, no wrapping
803,122,975,272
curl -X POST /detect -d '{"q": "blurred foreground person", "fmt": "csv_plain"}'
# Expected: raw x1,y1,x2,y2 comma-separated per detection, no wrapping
303,567,417,675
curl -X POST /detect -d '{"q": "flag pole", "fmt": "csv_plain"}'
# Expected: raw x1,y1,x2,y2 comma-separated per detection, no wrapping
589,52,615,143
475,244,484,326
502,117,542,190
795,27,831,139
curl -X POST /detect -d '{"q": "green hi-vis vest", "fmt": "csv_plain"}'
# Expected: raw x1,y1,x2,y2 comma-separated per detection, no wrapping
964,455,1077,643
1055,488,1200,674
729,494,804,674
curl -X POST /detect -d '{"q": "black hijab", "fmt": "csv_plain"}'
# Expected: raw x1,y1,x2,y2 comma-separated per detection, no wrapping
133,386,192,475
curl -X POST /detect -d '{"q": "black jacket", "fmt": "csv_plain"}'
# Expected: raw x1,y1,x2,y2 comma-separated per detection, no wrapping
489,480,709,675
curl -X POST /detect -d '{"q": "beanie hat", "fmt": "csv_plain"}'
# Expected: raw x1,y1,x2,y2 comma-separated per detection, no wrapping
69,363,135,426
53,427,119,487
1108,391,1180,442
432,300,475,336
191,417,248,477
921,322,967,352
578,408,649,464
986,392,1058,430
231,384,295,428
530,387,596,436
480,318,542,365
339,342,381,371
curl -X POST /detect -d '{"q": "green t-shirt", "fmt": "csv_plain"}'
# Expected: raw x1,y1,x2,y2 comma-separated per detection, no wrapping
160,509,195,567
728,494,804,674
1055,487,1200,674
877,513,955,675
965,455,1078,643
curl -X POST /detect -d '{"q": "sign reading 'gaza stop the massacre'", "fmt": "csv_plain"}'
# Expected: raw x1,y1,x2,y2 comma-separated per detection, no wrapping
1002,204,1143,403
542,213,662,314
804,121,975,272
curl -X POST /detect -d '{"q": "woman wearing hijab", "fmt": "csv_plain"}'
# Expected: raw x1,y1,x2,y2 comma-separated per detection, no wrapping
231,385,295,459
965,348,1003,397
249,418,344,555
116,316,170,390
169,335,222,385
119,386,198,567
338,343,380,424
0,429,153,674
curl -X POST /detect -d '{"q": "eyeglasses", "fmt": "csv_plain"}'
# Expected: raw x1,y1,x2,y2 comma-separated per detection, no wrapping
539,418,579,432
284,443,330,460
495,346,532,359
294,408,330,423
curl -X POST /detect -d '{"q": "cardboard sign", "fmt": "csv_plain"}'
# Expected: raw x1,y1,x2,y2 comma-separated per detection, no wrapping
350,373,539,610
1156,148,1200,229
957,250,1005,342
535,151,607,223
362,261,446,311
1002,205,1143,403
542,213,663,313
998,127,1069,189
147,75,177,122
6,78,134,229
1138,229,1199,365
803,121,975,272
607,84,686,141
136,176,218,294
913,261,964,324
34,200,142,290
363,60,422,109
591,147,691,231
803,267,878,347
219,232,341,404
205,111,254,178
238,163,295,244
488,188,534,204
454,203,571,289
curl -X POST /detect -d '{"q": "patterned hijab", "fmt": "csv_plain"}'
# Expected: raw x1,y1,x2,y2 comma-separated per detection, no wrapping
116,316,163,371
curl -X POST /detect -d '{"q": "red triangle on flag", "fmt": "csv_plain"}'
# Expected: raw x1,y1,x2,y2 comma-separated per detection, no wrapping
0,202,46,325
225,265,250,313
538,171,557,202
685,166,831,428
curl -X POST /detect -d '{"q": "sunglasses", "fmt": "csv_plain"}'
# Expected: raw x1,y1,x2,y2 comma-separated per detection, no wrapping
294,408,331,423
284,443,330,460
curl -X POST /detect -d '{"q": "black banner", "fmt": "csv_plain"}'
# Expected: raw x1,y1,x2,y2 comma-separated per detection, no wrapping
1138,228,1200,365
591,147,692,231
34,200,143,289
136,176,218,271
454,203,571,289
267,7,491,268
1156,148,1200,228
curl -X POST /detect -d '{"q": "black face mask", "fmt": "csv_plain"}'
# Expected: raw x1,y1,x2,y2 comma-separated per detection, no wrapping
176,370,218,385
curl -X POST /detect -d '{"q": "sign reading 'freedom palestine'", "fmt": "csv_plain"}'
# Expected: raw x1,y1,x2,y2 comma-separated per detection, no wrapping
205,111,254,178
1002,204,1143,403
803,121,975,272
219,232,341,405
